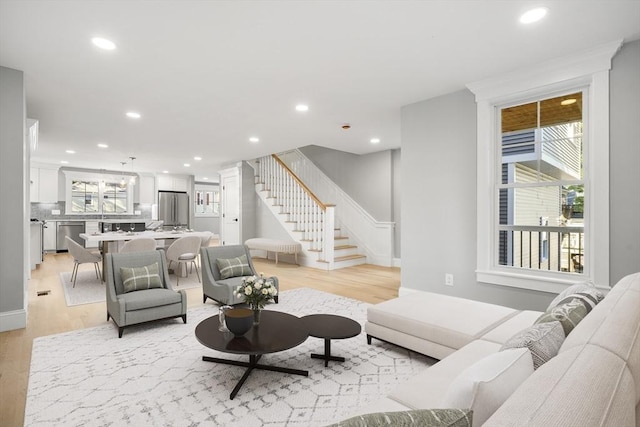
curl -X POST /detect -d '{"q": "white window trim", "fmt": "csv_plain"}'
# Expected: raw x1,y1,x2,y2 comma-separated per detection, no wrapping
467,40,622,292
63,170,135,215
194,183,220,218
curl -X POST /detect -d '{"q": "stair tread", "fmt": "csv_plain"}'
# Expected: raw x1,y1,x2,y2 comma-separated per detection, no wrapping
317,254,366,263
335,244,357,250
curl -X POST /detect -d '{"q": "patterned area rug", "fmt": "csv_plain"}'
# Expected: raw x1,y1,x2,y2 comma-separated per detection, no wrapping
59,269,203,307
26,288,433,426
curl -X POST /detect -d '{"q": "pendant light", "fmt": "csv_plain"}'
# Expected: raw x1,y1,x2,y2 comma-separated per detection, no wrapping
120,161,127,188
129,156,137,185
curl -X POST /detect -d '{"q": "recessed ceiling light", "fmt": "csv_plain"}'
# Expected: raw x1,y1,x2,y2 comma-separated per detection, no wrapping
561,98,577,106
65,149,76,154
184,163,191,167
162,170,169,174
249,137,260,143
295,104,309,112
519,7,548,24
91,37,117,50
203,177,208,180
370,138,381,144
97,143,109,148
126,111,141,119
60,160,69,164
194,156,202,161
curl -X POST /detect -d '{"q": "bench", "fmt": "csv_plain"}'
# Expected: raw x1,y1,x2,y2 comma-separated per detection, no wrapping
245,238,302,265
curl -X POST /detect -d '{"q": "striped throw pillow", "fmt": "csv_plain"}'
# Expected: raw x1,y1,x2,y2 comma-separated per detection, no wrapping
216,254,253,279
501,321,565,369
326,408,473,427
535,299,588,336
120,263,163,293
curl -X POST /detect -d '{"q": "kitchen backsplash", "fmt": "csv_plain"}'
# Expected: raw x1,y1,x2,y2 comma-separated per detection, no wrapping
31,202,153,221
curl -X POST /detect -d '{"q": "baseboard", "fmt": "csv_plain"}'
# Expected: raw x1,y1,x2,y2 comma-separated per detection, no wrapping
0,308,27,332
398,286,423,297
392,258,401,268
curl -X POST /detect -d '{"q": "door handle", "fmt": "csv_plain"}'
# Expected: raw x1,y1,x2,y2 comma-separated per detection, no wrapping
233,218,238,222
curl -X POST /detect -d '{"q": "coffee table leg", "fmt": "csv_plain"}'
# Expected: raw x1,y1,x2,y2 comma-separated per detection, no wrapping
311,339,346,367
202,354,308,399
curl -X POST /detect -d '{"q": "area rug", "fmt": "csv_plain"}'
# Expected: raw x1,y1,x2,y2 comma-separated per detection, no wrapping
60,270,203,307
26,288,433,426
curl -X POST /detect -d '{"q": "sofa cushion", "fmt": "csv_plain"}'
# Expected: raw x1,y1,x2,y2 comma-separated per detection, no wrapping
535,299,588,336
326,408,473,427
548,280,601,310
120,262,163,293
216,254,253,279
480,310,543,345
500,321,565,369
119,288,183,311
367,293,517,351
388,339,502,409
440,348,533,427
483,345,636,427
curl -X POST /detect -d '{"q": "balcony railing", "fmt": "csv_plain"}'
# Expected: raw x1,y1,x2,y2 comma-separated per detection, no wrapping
498,225,584,273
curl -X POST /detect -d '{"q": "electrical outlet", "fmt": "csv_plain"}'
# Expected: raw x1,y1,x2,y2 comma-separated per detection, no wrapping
445,273,454,286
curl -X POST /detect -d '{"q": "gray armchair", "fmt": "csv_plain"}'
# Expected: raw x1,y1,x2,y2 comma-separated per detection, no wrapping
201,244,279,305
106,250,187,338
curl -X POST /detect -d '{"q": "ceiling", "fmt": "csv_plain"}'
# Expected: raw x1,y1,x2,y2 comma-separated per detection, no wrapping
1,1,639,182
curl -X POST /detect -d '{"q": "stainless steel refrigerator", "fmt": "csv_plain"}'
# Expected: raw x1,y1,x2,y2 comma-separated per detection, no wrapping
158,191,189,229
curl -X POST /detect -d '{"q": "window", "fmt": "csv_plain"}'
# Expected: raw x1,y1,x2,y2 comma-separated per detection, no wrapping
468,40,621,292
498,91,585,274
63,170,134,215
194,185,220,217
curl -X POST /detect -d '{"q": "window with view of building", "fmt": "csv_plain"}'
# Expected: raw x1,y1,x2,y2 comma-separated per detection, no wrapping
498,91,585,274
64,170,134,215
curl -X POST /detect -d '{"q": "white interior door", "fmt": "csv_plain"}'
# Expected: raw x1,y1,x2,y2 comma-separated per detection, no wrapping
221,171,240,245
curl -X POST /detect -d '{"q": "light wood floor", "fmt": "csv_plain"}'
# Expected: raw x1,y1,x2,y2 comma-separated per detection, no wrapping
0,249,399,427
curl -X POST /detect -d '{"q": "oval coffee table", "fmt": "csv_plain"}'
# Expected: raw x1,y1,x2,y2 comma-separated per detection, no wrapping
195,310,310,399
301,314,362,367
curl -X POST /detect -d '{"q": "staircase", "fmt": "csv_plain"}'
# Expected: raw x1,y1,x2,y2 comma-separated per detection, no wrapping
254,154,366,270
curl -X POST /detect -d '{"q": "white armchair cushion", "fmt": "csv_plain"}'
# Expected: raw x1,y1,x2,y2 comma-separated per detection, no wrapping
441,348,534,426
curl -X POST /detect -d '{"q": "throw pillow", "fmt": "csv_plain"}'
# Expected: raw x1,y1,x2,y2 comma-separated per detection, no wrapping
120,263,163,293
535,299,588,336
325,408,473,427
216,254,253,279
440,348,533,426
548,281,602,310
500,321,565,369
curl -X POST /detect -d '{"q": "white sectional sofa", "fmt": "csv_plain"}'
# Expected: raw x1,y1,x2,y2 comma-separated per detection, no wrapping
339,272,640,426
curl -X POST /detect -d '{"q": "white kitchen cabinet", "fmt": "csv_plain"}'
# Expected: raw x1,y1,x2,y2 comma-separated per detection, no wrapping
157,174,189,192
85,221,99,248
30,222,43,270
43,220,57,251
30,166,60,203
137,174,155,204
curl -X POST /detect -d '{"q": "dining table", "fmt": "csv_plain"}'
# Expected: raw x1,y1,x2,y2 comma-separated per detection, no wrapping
79,229,213,279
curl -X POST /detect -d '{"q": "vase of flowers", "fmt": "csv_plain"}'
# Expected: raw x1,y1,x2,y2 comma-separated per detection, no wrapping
234,274,278,325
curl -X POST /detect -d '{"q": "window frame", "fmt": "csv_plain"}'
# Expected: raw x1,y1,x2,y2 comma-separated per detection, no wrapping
467,40,621,292
63,170,135,215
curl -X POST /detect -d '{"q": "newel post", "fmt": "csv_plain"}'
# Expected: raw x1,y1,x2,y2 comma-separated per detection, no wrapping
324,205,335,270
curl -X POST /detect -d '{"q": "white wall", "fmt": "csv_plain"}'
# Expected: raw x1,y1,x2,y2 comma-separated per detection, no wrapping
0,66,27,331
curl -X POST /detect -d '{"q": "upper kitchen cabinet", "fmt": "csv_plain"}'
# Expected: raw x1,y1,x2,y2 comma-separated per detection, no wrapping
157,174,190,193
30,165,59,203
136,174,155,204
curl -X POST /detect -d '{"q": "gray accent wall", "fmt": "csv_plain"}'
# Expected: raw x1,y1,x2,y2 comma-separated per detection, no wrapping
298,145,394,222
0,66,27,330
610,39,640,284
401,40,640,311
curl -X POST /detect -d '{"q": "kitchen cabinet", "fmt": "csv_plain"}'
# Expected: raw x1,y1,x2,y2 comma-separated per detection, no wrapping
30,222,43,270
85,221,99,248
137,174,155,204
157,175,189,193
43,220,57,252
30,166,59,203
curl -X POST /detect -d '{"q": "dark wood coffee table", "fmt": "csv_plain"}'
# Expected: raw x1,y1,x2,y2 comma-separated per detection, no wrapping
301,314,362,367
195,310,309,399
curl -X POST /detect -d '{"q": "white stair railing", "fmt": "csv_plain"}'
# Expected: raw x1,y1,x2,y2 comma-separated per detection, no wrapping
257,154,334,267
278,149,395,267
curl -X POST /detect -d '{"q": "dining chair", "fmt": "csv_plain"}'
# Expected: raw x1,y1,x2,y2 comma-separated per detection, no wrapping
120,238,157,253
165,235,202,286
65,236,102,287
